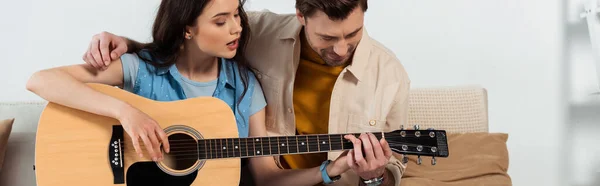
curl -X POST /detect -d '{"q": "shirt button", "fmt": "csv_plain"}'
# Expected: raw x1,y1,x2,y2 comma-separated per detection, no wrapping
288,108,293,113
369,120,376,126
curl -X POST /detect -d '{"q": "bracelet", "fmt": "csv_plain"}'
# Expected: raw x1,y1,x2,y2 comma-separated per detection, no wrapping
361,175,384,186
319,160,341,185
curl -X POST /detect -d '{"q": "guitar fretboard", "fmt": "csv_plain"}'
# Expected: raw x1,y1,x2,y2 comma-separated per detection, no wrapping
196,133,381,159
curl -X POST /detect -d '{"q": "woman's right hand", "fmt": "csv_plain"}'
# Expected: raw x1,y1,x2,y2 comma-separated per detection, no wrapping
116,104,170,161
83,31,128,70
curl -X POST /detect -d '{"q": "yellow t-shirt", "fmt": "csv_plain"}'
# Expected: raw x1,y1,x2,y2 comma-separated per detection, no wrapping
280,30,347,170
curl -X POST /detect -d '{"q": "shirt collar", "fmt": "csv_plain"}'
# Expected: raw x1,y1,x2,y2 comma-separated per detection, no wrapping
155,58,236,89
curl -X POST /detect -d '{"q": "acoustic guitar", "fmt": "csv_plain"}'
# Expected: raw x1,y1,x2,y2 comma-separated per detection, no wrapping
34,83,449,186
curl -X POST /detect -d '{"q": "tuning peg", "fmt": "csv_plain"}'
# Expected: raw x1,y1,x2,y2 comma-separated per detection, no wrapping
431,156,437,165
417,155,422,165
402,154,408,164
414,124,420,130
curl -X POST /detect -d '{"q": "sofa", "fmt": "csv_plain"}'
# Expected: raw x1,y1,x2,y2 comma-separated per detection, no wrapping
0,86,508,186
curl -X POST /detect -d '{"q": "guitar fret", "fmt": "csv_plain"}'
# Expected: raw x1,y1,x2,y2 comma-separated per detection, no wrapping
283,136,290,154
329,134,342,151
217,139,221,158
277,137,281,155
317,135,320,151
252,137,256,156
256,137,262,156
298,136,308,153
214,139,218,158
228,138,234,158
268,137,278,155
260,137,264,155
296,136,300,153
275,136,288,155
245,138,249,157
239,138,244,157
286,137,290,153
340,135,343,150
328,135,332,150
268,137,273,155
198,140,207,159
209,139,213,159
307,136,318,152
228,138,233,158
260,137,270,155
205,139,209,159
197,140,206,160
225,139,228,158
209,139,212,159
232,138,239,158
318,135,330,151
213,139,218,159
219,139,223,158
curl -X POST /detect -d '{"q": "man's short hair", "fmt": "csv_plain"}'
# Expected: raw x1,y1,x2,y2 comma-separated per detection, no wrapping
296,0,368,20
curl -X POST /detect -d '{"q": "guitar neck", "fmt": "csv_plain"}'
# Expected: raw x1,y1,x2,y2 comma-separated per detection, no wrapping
196,133,382,159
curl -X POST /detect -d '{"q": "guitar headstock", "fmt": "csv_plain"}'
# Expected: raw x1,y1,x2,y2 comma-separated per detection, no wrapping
386,125,449,165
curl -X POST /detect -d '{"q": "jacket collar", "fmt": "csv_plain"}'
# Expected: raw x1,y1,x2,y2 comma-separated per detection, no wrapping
278,17,303,40
345,29,372,82
277,19,373,81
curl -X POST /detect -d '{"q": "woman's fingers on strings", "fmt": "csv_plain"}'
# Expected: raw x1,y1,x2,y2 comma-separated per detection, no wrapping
130,135,143,158
157,128,170,153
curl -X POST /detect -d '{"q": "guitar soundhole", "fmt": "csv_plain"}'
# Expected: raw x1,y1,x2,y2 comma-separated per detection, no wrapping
162,133,198,171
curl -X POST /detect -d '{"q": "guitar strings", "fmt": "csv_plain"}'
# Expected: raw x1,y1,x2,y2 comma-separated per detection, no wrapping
141,144,434,160
121,141,438,157
121,138,438,153
118,133,439,146
121,137,439,151
147,145,439,162
115,133,437,143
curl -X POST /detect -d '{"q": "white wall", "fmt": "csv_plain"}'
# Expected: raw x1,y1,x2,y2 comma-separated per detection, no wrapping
566,0,600,185
364,1,565,186
1,0,566,186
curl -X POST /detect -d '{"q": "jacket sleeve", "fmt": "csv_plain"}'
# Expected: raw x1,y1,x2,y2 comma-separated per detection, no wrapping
384,78,411,185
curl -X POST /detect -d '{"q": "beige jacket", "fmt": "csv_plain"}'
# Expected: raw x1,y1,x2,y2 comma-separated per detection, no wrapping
245,10,411,186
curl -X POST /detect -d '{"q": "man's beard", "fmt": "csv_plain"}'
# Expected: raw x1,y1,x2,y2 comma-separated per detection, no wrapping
320,48,354,67
323,57,348,67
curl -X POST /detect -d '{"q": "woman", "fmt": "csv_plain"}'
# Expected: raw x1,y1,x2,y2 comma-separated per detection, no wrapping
27,0,352,185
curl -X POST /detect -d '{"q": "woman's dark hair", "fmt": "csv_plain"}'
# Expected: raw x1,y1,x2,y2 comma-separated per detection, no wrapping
136,0,252,105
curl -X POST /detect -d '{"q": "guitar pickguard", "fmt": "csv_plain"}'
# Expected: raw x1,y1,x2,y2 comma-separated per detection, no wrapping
126,162,198,186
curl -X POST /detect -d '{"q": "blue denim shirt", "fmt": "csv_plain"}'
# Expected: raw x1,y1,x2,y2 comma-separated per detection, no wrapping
121,51,260,138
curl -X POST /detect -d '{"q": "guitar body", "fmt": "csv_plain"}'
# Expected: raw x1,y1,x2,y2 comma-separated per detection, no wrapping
35,84,241,186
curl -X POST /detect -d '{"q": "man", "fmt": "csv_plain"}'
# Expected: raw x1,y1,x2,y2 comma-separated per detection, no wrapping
83,0,410,185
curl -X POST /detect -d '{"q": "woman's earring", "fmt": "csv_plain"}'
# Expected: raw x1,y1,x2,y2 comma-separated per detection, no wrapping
186,35,192,39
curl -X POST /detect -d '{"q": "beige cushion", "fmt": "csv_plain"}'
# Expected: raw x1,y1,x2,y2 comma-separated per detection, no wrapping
401,132,511,185
408,86,489,133
0,118,14,171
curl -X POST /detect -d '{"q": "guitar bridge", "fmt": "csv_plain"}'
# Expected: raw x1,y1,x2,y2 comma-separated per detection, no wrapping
109,125,125,184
